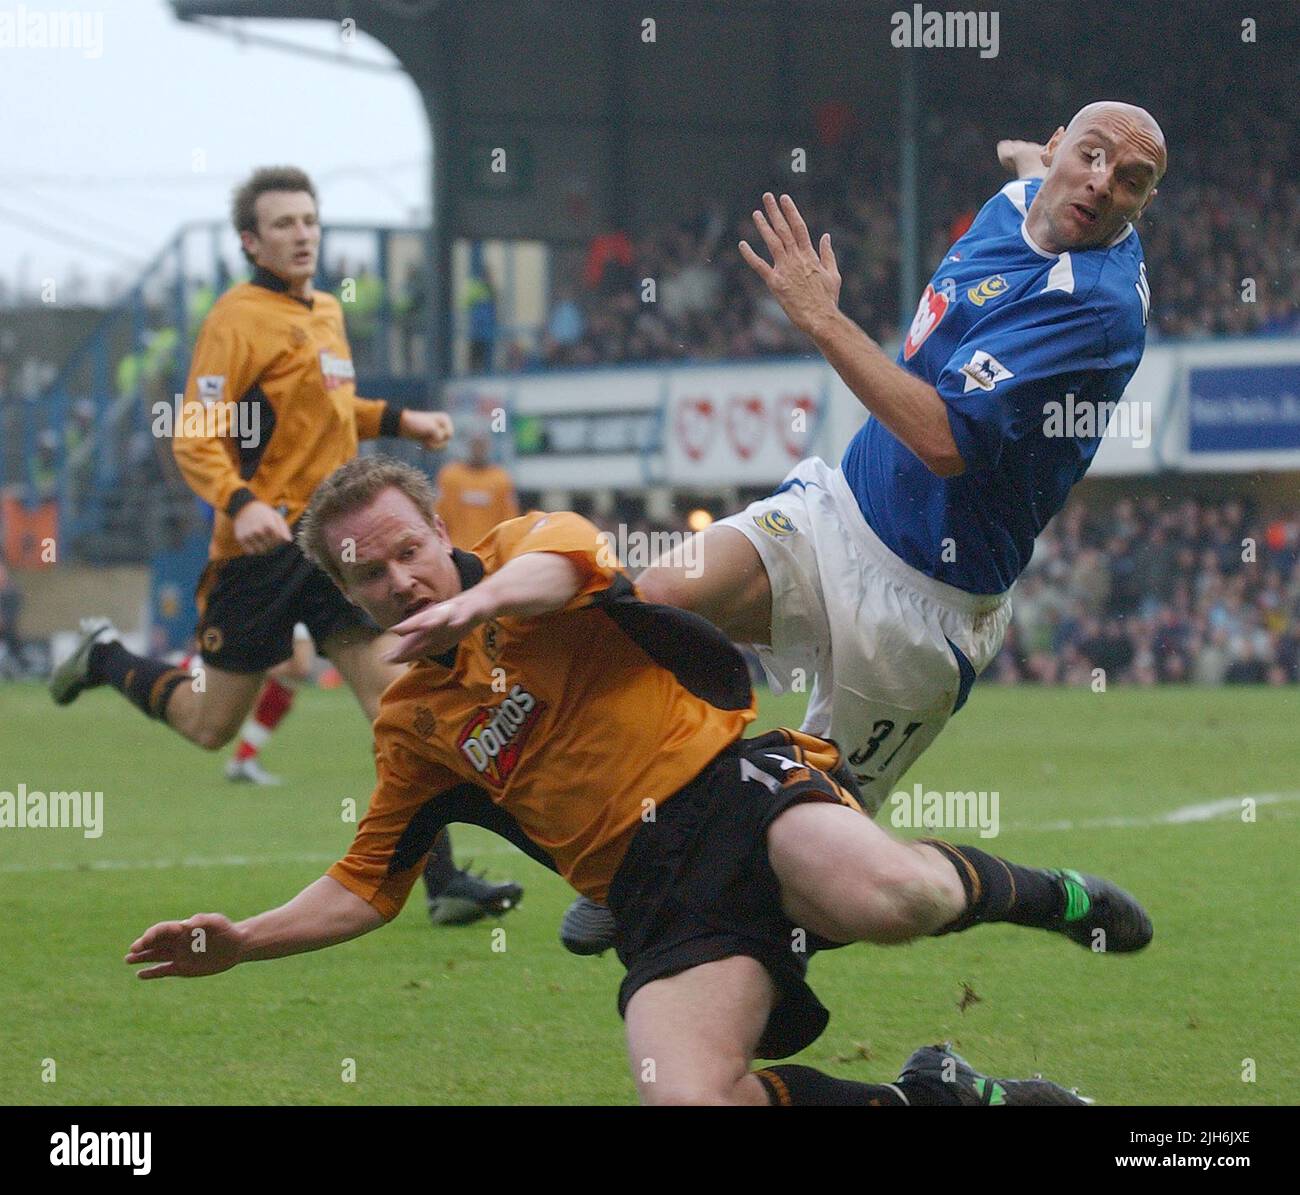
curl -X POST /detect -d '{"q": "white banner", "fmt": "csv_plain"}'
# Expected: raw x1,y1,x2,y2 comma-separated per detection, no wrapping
443,337,1300,489
663,363,831,485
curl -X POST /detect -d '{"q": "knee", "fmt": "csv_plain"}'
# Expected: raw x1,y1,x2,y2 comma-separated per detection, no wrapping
847,856,958,943
190,722,239,751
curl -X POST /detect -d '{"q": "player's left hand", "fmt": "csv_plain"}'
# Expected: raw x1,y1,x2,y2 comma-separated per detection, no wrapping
739,192,841,338
385,589,492,663
400,409,454,451
125,913,245,979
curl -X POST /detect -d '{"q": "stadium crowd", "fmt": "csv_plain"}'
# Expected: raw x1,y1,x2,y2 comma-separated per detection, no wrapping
993,495,1300,686
515,83,1300,371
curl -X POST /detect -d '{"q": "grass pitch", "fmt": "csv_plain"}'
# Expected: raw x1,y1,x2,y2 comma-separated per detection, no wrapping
1,681,1296,1105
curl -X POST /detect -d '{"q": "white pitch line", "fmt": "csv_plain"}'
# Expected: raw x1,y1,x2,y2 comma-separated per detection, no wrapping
2,794,1297,875
1010,792,1300,833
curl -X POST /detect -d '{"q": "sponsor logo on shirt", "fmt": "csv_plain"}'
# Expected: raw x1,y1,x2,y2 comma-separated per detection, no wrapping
318,350,356,390
966,274,1008,307
457,684,544,787
196,375,225,404
959,349,1015,392
903,283,949,360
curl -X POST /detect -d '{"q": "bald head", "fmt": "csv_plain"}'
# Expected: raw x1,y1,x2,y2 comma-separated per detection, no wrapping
1027,100,1168,253
1065,101,1167,182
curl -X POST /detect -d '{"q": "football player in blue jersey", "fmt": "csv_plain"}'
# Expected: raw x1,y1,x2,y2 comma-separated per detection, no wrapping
561,102,1165,957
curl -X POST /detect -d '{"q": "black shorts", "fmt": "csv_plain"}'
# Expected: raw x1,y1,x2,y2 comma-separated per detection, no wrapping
607,729,858,1061
194,541,378,674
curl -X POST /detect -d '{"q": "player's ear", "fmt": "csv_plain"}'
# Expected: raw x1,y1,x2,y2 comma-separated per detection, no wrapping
1042,126,1066,163
1136,186,1158,219
239,229,259,260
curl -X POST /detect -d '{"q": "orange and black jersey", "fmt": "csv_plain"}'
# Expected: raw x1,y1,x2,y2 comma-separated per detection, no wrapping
174,266,400,561
435,460,520,551
327,511,862,915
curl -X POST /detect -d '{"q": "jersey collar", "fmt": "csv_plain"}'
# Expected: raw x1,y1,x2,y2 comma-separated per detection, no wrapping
251,265,315,309
1021,217,1136,259
430,549,486,668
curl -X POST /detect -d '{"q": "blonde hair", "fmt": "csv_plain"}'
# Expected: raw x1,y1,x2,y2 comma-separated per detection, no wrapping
299,455,439,589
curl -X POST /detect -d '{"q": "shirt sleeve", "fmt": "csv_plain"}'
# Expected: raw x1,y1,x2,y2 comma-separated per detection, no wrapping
171,310,267,516
491,511,622,610
935,287,1113,474
353,394,400,440
326,738,458,920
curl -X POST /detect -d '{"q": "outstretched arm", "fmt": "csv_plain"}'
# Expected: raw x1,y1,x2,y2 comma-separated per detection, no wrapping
384,550,585,663
125,875,383,979
739,191,965,477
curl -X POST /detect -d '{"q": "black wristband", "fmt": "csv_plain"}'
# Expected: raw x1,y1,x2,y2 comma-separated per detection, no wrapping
379,402,404,438
226,487,258,517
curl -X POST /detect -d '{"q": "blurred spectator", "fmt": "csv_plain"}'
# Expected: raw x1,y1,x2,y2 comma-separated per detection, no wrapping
463,269,498,374
998,496,1300,685
0,551,28,675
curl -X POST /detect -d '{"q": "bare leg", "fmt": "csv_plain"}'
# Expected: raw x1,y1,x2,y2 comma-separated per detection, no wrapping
322,629,406,722
163,664,268,751
766,800,966,944
270,633,316,685
636,525,773,645
624,956,775,1106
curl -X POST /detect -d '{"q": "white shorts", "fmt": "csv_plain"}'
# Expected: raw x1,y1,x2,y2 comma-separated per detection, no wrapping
717,457,1012,815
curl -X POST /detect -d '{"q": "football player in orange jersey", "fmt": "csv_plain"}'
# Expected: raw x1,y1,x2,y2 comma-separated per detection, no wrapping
51,167,518,926
126,456,1151,1106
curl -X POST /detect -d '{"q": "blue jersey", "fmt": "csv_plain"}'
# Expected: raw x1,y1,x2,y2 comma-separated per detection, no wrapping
841,178,1150,594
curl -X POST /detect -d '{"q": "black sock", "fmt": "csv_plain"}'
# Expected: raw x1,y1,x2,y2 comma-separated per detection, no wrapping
423,829,456,898
922,839,1066,934
754,1065,958,1106
89,641,189,721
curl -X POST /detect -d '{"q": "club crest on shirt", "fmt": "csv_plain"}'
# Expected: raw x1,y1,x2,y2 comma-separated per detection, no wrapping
967,274,1008,307
754,510,796,538
457,684,544,787
903,283,949,360
959,349,1015,392
412,705,436,739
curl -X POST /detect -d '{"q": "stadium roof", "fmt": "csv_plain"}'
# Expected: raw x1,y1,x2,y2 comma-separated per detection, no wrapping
168,0,1300,245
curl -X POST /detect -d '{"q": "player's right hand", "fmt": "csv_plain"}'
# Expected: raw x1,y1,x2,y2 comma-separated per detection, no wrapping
233,500,293,554
125,913,245,979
